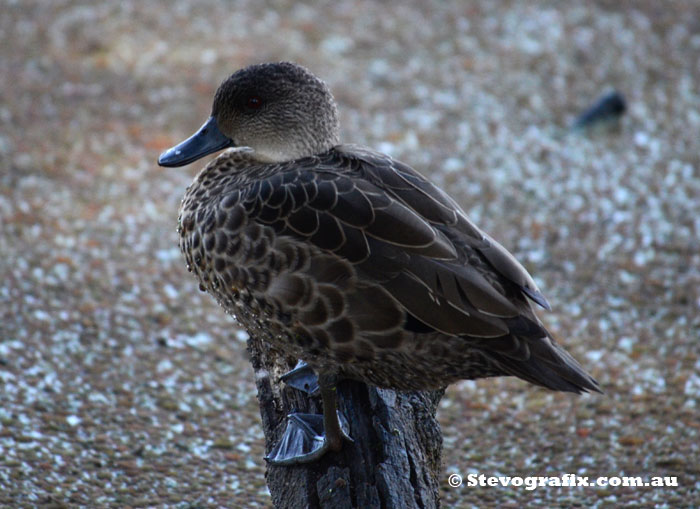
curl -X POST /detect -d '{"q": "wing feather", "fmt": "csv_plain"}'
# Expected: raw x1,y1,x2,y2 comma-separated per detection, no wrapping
241,147,549,340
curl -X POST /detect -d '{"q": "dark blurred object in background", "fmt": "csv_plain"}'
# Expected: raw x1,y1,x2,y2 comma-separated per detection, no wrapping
572,90,627,130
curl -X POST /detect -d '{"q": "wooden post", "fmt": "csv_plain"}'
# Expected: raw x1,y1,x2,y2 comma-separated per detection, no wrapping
246,330,445,509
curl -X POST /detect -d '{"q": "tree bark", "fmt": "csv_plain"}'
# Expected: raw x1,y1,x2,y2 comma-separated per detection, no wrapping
247,331,445,509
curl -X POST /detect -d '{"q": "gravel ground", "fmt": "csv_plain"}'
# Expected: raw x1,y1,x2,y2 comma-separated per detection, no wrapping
1,1,698,507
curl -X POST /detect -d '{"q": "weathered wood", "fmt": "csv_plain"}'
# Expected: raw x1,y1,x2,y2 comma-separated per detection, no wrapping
247,330,445,509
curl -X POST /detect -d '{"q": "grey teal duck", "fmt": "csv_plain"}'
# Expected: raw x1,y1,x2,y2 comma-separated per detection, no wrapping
158,61,600,464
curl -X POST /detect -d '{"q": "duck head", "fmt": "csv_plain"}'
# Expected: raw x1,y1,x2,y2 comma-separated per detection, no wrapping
158,62,340,166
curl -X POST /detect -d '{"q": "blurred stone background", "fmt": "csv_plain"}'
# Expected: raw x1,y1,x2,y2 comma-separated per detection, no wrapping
1,0,698,507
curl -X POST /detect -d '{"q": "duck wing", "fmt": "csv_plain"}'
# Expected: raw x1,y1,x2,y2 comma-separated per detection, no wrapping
233,147,599,393
338,146,599,393
340,145,551,310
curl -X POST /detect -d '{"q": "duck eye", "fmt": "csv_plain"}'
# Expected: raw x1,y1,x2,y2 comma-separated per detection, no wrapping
246,96,263,110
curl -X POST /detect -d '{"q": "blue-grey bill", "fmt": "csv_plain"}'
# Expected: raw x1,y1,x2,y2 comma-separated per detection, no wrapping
158,116,234,167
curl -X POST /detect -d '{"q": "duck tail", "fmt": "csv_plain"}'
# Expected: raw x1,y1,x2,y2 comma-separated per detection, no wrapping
482,334,602,394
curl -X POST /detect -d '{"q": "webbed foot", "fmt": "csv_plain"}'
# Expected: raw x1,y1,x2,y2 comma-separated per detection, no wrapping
266,365,352,465
264,410,352,465
279,360,320,395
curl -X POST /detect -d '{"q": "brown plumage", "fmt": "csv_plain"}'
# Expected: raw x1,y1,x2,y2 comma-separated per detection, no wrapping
159,61,600,463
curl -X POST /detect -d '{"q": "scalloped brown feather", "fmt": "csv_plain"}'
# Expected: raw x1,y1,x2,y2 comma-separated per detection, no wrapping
178,146,600,394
